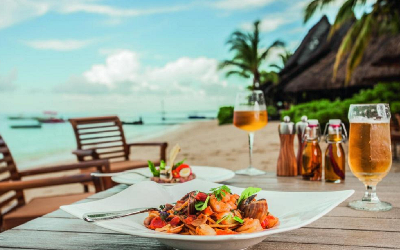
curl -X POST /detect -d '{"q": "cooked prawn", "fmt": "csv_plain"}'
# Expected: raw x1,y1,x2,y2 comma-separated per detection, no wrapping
195,224,216,235
155,224,184,234
236,218,263,234
209,195,236,213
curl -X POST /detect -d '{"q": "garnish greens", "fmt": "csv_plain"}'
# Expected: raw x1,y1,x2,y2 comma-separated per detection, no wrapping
159,160,166,171
159,204,165,210
172,159,186,170
237,187,261,205
216,214,244,224
210,185,231,201
195,196,210,211
233,216,244,224
148,161,160,177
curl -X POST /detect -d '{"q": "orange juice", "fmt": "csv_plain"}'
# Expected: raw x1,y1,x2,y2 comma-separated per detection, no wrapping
233,110,268,132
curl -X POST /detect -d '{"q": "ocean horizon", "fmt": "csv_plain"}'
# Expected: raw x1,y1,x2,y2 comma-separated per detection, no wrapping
0,110,217,170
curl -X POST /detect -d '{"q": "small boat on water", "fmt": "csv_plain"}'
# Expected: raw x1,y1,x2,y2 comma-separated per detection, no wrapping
10,124,42,129
188,115,207,119
35,111,65,123
37,118,65,123
122,117,143,125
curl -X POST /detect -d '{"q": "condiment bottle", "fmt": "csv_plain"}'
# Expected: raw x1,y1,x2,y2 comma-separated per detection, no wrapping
295,116,308,175
277,116,297,176
302,119,322,181
324,119,347,183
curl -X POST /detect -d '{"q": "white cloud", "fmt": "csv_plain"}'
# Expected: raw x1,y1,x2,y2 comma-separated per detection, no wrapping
83,50,140,88
0,68,18,91
0,0,188,30
22,39,94,51
55,50,240,98
241,17,289,32
58,3,188,17
211,0,274,10
0,0,48,29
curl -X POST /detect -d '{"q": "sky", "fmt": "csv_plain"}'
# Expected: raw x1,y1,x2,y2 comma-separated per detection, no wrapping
0,0,352,115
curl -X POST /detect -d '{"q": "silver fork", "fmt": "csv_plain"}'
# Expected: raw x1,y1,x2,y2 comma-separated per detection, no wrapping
91,170,151,178
83,207,158,222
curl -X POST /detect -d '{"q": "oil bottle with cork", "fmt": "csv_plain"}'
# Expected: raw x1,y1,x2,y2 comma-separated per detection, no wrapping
302,119,322,181
323,119,347,183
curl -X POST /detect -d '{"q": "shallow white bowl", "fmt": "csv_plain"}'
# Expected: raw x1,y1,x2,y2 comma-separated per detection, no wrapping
61,180,354,250
111,166,235,185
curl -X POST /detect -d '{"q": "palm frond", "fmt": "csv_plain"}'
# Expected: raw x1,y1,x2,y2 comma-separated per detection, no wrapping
225,70,251,78
258,40,285,62
218,60,251,71
304,0,336,23
328,0,357,39
269,64,283,71
345,14,374,84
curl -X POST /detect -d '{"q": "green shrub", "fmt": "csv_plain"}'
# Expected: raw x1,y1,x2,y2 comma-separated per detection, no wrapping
281,82,400,126
391,102,400,115
217,106,234,125
267,106,278,117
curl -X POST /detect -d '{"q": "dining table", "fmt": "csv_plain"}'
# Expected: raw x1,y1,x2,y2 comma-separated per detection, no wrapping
0,172,399,250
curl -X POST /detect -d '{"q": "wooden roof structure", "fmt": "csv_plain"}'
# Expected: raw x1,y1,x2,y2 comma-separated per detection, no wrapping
281,16,400,93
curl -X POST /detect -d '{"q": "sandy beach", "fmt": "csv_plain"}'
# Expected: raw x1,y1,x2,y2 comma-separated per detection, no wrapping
25,120,400,202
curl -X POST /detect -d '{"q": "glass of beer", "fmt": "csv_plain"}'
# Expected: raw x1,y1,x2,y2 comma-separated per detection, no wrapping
233,90,268,175
348,103,392,211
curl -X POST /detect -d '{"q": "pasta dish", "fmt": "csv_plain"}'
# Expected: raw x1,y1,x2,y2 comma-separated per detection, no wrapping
144,185,279,235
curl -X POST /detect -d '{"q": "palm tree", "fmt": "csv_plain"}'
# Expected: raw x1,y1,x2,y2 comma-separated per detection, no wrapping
304,0,400,84
219,20,285,90
270,49,293,72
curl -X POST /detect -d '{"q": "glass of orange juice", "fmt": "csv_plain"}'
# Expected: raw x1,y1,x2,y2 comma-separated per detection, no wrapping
233,90,268,175
348,103,392,211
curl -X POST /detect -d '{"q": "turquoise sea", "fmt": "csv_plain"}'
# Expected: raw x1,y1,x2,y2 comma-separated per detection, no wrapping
0,111,216,170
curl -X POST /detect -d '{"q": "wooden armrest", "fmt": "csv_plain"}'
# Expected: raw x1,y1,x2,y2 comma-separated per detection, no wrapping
127,142,168,147
72,149,97,157
19,160,110,177
0,174,95,192
127,142,168,161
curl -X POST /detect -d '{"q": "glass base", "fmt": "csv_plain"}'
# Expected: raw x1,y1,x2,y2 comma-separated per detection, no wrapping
348,200,392,211
235,167,266,176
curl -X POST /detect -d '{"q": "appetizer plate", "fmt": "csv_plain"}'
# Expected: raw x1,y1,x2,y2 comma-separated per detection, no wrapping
111,166,235,185
61,180,354,250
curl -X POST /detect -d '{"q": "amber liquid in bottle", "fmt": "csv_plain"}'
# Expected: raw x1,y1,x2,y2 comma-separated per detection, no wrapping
325,133,345,183
302,139,322,181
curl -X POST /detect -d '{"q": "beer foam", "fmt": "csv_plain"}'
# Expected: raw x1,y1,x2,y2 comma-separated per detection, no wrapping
350,117,390,123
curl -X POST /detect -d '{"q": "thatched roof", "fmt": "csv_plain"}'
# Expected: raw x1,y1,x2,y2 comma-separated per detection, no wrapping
281,16,400,93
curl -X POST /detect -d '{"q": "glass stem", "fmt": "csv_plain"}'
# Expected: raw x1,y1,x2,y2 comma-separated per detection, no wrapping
248,132,254,169
362,184,380,203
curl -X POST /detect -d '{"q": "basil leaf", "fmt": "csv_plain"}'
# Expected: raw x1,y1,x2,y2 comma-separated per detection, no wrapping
148,160,160,177
216,214,232,224
195,196,210,211
237,187,261,205
233,216,244,224
160,160,166,171
173,158,186,170
210,185,231,201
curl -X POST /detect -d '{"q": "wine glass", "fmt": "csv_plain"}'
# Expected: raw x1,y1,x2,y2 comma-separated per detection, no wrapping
233,90,268,175
348,103,392,211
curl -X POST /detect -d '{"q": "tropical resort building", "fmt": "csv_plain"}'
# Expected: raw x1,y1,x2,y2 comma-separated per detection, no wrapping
279,16,400,104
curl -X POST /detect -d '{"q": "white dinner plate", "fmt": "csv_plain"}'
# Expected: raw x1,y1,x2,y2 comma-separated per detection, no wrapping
111,166,235,185
61,179,354,250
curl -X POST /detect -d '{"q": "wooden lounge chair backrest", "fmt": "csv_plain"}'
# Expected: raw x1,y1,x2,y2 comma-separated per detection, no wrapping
69,116,129,162
0,135,25,221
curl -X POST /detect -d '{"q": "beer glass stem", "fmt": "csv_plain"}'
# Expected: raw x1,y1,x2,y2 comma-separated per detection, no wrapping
248,132,254,169
362,184,379,203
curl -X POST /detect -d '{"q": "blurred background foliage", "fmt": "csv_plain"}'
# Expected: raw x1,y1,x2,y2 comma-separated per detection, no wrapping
280,82,400,126
217,82,400,126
